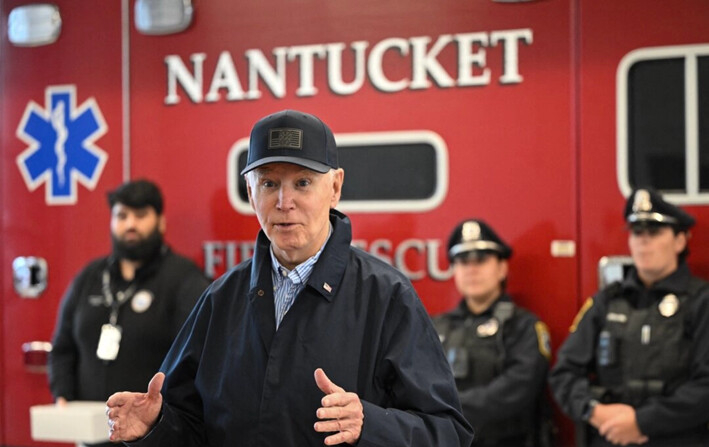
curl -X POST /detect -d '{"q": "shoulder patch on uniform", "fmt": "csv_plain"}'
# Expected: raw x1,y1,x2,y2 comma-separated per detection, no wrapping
569,297,594,333
535,321,552,360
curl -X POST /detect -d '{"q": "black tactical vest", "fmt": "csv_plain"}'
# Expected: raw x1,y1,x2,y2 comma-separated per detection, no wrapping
435,301,514,389
595,278,706,406
435,301,534,444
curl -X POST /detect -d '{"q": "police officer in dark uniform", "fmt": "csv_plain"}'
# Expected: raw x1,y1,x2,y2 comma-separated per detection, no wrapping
433,219,552,447
549,188,709,446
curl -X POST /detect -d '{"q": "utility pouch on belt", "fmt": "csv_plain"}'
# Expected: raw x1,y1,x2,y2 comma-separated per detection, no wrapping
625,379,664,406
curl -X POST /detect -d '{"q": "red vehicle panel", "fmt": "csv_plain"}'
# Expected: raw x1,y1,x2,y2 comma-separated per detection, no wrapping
1,1,707,446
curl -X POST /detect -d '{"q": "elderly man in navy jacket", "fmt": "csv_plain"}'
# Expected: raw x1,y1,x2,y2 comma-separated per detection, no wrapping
106,110,473,447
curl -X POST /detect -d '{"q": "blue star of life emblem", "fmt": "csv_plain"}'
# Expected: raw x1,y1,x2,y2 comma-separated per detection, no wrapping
16,85,108,205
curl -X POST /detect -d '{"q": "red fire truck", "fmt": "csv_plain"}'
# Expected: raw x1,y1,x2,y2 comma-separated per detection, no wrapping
2,0,708,445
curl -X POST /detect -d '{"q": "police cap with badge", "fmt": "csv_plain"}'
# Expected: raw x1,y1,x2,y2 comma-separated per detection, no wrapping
624,187,695,232
447,218,512,262
241,109,338,175
625,188,696,319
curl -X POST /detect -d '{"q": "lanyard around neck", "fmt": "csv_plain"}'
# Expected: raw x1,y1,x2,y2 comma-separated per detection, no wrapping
102,269,137,326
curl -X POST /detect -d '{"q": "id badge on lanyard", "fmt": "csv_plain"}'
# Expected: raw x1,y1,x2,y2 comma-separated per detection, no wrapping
97,323,122,361
97,270,135,361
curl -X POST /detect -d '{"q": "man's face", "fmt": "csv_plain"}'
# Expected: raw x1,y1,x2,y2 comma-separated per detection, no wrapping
246,163,343,270
628,224,686,284
110,203,165,261
452,252,507,304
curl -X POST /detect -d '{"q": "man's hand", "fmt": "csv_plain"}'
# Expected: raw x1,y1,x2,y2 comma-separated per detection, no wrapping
594,403,649,445
313,368,364,445
106,372,164,442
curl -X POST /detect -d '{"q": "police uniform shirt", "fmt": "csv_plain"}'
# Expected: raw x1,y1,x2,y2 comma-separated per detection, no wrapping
549,261,709,443
433,295,551,444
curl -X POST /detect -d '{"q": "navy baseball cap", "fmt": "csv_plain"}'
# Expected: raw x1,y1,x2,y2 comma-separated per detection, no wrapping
447,219,512,261
624,187,695,231
240,110,338,175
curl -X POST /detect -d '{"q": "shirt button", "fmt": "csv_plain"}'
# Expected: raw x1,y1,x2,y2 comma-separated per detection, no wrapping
257,289,265,296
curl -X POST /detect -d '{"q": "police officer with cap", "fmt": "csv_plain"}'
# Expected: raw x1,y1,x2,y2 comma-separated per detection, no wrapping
550,187,709,446
433,219,552,447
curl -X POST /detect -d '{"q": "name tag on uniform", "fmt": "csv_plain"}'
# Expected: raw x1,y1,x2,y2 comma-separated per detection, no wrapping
606,312,628,323
96,324,122,361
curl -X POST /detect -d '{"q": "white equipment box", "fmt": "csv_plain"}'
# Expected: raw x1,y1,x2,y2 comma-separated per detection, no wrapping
30,401,109,443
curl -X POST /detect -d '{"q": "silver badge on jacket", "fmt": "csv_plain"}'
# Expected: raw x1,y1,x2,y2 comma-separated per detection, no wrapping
476,318,499,337
131,290,153,313
658,293,679,317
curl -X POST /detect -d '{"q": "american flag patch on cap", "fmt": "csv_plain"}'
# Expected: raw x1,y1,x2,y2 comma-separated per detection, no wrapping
269,128,303,150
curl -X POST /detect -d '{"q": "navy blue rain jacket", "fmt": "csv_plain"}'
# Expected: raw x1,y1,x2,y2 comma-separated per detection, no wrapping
133,210,473,447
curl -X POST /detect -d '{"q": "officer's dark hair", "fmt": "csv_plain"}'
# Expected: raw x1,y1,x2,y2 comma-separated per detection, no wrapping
495,253,509,292
671,226,691,262
107,179,164,215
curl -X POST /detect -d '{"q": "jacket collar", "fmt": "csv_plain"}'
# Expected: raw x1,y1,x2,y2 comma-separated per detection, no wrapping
451,293,511,318
250,209,352,302
622,261,691,295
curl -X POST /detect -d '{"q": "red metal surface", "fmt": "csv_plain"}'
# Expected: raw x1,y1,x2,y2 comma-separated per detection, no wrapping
1,1,707,446
1,1,123,446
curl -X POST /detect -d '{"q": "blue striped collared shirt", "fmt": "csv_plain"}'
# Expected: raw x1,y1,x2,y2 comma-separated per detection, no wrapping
270,226,332,329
